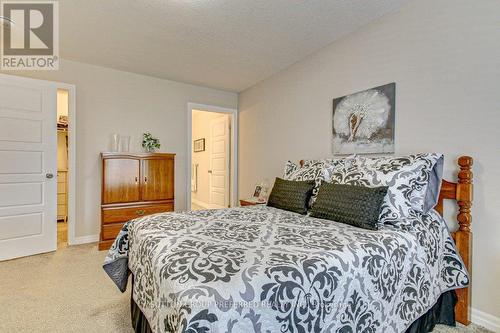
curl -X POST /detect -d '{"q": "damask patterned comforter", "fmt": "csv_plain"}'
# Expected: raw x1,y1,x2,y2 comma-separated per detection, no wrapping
103,206,468,333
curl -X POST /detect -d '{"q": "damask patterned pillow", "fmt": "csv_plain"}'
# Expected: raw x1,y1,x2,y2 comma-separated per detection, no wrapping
409,154,444,212
329,153,444,224
283,160,326,206
301,156,357,181
283,160,299,178
283,157,355,206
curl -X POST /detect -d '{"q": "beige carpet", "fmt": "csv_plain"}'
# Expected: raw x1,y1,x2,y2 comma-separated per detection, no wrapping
0,243,133,333
0,243,491,333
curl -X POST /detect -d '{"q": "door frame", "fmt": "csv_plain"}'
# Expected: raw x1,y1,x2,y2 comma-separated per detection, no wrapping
187,103,238,209
0,74,77,248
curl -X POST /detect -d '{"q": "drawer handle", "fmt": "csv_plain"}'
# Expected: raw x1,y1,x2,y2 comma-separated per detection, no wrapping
136,209,145,215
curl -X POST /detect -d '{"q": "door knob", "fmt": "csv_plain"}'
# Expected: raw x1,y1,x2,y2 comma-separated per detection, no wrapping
208,170,212,174
46,173,54,179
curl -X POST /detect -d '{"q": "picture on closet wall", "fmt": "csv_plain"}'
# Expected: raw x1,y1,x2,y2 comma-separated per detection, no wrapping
332,82,395,155
193,138,205,152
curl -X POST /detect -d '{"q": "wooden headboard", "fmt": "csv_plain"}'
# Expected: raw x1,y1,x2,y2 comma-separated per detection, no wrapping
298,156,473,325
436,156,473,325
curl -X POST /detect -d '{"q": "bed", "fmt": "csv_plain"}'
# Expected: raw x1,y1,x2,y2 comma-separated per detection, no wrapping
103,155,473,333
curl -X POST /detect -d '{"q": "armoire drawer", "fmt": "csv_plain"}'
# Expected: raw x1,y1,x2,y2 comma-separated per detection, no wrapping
102,203,174,224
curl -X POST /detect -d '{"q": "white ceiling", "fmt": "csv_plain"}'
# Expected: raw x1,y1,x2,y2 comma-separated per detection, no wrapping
59,0,409,92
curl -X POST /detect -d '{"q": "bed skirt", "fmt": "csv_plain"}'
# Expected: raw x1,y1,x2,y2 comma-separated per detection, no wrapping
130,285,457,333
131,294,153,333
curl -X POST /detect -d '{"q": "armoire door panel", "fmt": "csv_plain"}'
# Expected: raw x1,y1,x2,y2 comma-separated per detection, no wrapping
100,153,175,251
141,158,174,201
102,158,140,204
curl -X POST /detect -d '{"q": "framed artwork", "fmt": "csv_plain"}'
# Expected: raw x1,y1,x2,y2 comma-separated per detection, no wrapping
193,138,205,152
332,82,395,154
253,185,262,198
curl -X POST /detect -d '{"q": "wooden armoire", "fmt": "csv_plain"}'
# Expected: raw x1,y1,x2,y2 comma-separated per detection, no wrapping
99,152,175,250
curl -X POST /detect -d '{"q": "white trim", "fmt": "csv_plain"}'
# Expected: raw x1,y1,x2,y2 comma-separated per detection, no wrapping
71,234,99,245
187,103,238,209
191,199,211,209
472,307,500,332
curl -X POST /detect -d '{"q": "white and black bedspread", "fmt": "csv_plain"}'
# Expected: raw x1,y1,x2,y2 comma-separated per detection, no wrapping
103,206,468,333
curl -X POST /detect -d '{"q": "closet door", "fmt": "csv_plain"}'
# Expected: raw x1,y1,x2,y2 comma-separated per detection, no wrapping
0,74,57,261
141,158,174,201
102,158,140,204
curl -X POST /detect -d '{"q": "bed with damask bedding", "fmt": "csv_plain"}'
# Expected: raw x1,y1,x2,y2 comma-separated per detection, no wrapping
103,154,473,333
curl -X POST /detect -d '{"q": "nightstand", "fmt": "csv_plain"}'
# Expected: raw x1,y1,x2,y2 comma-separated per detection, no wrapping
240,199,266,207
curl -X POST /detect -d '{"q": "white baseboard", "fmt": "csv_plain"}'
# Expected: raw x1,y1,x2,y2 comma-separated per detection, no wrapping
70,234,99,245
191,199,211,209
472,307,500,332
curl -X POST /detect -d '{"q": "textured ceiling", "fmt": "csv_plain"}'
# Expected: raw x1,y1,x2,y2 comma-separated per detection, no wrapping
59,0,409,92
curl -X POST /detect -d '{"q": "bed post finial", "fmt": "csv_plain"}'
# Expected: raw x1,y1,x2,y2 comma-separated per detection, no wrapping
457,156,473,232
455,155,473,325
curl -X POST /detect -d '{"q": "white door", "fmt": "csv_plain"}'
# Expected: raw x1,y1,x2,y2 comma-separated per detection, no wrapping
209,115,230,208
0,74,57,261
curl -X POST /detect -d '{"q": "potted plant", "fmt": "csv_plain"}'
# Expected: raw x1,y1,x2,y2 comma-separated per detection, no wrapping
142,133,161,152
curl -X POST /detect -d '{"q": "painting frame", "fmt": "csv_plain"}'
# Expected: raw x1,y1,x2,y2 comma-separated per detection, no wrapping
253,185,262,198
193,138,205,152
332,82,395,155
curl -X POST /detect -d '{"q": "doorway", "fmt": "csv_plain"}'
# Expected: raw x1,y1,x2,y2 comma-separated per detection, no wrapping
57,89,69,248
187,103,238,210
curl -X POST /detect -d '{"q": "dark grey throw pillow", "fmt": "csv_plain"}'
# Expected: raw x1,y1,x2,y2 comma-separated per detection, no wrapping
310,183,388,230
267,178,316,215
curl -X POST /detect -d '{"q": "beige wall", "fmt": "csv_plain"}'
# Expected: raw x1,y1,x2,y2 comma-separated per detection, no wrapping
191,111,228,205
239,0,500,319
2,59,237,239
57,89,69,120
